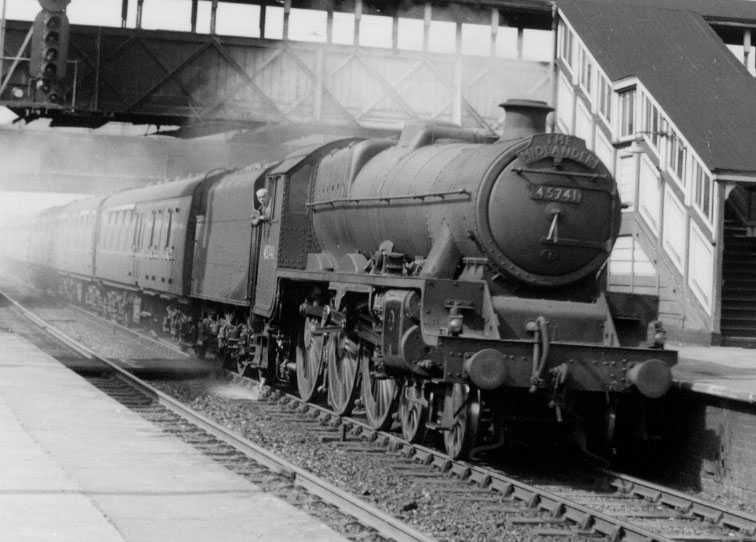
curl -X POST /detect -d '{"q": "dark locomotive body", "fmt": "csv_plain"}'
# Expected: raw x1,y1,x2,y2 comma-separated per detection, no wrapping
8,100,676,460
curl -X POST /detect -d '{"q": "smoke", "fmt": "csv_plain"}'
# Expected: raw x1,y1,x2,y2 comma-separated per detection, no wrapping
0,0,554,245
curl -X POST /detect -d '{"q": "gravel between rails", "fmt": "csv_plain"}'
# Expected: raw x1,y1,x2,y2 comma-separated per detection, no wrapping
0,291,422,542
4,279,756,538
34,304,188,362
0,283,559,539
152,376,568,542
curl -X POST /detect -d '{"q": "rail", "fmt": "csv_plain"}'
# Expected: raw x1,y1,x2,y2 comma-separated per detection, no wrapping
6,284,756,542
0,288,437,542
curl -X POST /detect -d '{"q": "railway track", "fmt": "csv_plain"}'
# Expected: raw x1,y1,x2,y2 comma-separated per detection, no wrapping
0,288,434,542
229,377,756,542
3,284,756,542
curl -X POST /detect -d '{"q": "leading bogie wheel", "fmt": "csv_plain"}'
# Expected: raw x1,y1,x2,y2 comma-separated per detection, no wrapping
360,350,398,430
296,316,326,402
442,383,481,459
399,380,427,443
326,333,361,416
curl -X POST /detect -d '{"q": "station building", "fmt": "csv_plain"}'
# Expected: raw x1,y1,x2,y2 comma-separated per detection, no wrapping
554,0,756,346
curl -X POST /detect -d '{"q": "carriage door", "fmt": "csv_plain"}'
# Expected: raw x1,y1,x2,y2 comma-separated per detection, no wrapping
129,210,143,323
253,175,282,317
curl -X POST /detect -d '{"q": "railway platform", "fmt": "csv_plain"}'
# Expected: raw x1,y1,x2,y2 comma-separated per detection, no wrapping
0,330,347,542
673,345,756,403
667,344,756,503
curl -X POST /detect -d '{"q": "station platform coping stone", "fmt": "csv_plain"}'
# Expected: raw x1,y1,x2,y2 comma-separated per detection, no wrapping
673,344,756,404
0,331,348,542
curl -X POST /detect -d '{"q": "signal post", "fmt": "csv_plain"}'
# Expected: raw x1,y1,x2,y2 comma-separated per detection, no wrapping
0,0,69,108
29,0,70,104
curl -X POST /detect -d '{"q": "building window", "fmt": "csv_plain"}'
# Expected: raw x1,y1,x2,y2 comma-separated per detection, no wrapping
559,23,574,68
617,87,635,137
676,140,686,181
579,48,592,93
598,76,611,122
664,133,686,183
643,96,661,149
692,160,713,221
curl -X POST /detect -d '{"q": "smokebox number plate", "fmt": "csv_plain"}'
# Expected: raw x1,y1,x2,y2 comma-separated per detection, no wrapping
530,185,582,204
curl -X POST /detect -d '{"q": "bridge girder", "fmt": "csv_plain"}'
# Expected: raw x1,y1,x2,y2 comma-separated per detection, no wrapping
0,1,553,134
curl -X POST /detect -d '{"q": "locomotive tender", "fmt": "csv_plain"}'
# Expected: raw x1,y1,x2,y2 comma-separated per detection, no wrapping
9,100,676,459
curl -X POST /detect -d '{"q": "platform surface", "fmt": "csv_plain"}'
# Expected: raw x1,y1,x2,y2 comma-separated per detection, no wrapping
0,331,348,542
673,344,756,403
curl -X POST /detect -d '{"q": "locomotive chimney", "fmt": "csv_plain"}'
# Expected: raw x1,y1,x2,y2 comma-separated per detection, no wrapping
499,99,553,139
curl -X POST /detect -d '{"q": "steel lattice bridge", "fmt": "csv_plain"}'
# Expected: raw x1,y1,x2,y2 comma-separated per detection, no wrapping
0,0,554,137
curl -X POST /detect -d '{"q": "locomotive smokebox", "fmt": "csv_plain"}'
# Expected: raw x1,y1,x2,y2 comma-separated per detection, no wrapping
499,99,553,139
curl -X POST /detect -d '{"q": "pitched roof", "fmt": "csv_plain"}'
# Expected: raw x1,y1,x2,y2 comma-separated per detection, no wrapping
558,0,756,175
564,0,756,23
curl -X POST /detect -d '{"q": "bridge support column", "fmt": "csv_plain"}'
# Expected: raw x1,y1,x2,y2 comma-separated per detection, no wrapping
210,0,218,34
392,13,399,49
454,22,462,125
259,2,266,39
135,0,143,29
283,0,291,40
744,29,752,71
353,0,361,45
120,0,128,28
190,0,198,33
490,8,499,56
423,3,431,51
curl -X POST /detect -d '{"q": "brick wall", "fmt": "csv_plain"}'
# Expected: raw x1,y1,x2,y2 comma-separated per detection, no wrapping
663,390,756,502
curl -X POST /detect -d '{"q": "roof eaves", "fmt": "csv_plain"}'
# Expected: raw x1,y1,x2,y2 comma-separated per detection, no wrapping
713,170,756,182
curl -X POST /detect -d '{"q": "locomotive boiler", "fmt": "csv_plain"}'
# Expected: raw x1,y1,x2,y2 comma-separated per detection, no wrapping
10,99,676,461
311,100,619,288
295,100,674,458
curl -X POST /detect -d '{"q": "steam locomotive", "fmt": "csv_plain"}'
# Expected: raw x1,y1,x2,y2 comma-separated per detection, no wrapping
7,100,676,459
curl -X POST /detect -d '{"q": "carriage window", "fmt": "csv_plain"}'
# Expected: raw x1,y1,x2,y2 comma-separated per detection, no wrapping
149,210,157,248
119,212,125,250
155,210,165,250
134,213,143,249
122,211,129,250
143,213,151,249
111,212,118,249
128,211,136,249
165,210,173,249
103,213,111,248
110,212,117,249
116,211,124,250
